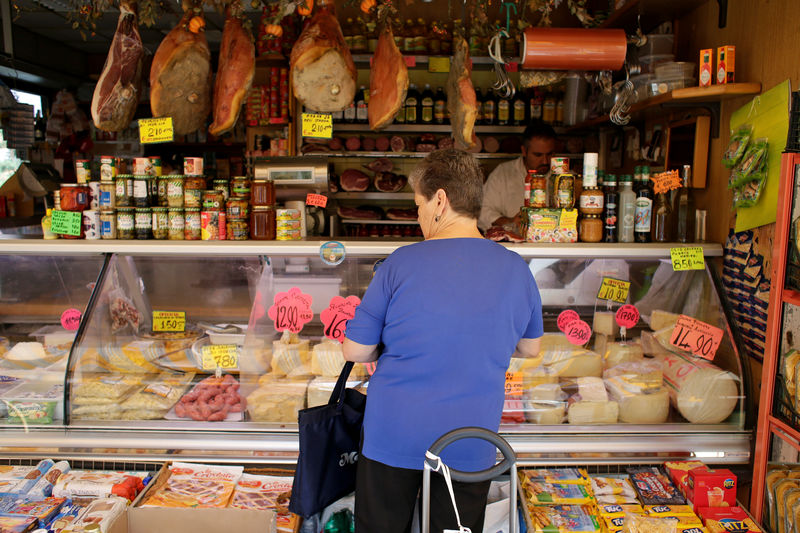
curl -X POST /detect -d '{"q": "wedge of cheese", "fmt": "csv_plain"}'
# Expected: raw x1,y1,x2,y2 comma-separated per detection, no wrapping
649,310,680,331
593,311,620,338
525,402,566,424
567,400,619,424
604,341,644,369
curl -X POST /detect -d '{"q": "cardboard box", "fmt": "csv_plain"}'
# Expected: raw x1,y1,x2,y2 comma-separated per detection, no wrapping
716,45,735,84
698,506,761,532
699,49,713,87
522,208,578,243
686,467,736,512
664,461,706,497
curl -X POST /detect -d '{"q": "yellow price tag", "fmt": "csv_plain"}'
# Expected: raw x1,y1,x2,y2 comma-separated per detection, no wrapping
139,117,174,144
301,113,333,139
559,208,579,228
504,372,523,397
152,311,185,332
201,344,239,370
597,277,631,304
670,247,705,271
428,56,451,73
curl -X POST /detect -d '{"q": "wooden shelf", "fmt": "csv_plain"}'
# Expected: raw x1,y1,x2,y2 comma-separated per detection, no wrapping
332,124,527,134
599,0,709,33
321,151,521,159
769,416,800,450
334,192,414,200
340,219,418,225
349,54,517,68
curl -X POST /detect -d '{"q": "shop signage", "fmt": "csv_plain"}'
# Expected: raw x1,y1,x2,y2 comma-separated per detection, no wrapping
651,170,683,194
60,308,82,331
615,304,640,329
269,287,314,333
152,311,186,332
428,56,450,73
301,113,333,139
51,210,82,236
671,247,705,271
138,117,174,144
557,309,579,332
670,315,724,361
201,344,239,370
597,277,630,304
306,193,328,208
565,319,591,346
321,295,361,342
504,372,523,396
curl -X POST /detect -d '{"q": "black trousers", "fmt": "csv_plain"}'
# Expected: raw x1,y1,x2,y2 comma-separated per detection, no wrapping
354,455,491,533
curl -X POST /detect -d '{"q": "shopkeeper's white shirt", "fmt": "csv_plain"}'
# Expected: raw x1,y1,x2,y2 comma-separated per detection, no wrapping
479,157,526,231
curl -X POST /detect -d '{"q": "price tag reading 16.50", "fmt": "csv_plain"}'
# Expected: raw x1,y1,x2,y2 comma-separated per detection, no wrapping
669,314,724,361
201,344,239,370
320,295,361,342
152,311,185,332
268,287,314,334
597,277,630,304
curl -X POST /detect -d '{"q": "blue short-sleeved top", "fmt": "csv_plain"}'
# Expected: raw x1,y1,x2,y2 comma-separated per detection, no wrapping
345,238,543,471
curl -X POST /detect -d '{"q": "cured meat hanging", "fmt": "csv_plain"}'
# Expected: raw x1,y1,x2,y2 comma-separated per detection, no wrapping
91,0,144,132
446,36,478,149
368,22,408,130
290,0,357,112
150,3,212,135
209,8,255,137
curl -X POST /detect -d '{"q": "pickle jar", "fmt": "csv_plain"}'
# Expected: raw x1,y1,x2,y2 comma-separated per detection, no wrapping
157,176,170,207
116,207,135,239
98,180,116,209
554,173,575,209
152,207,169,240
227,219,249,240
115,175,133,208
184,176,205,208
250,206,276,240
135,207,152,239
213,179,230,202
167,175,185,208
168,208,185,240
132,175,151,207
226,197,250,220
184,207,201,240
230,177,250,198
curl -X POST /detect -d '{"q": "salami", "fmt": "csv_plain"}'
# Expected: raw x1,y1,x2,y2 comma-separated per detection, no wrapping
361,137,376,151
390,136,406,152
375,136,391,151
345,136,362,151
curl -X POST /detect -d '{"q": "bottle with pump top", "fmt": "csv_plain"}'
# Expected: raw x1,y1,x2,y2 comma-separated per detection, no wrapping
434,87,447,125
634,165,653,242
420,84,434,124
674,165,695,243
603,174,618,243
405,83,419,124
618,174,636,243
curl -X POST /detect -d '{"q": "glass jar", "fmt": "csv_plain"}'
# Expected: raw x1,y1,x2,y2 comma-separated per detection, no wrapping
579,186,604,215
59,184,90,212
184,208,201,240
135,207,152,239
227,219,249,240
202,190,224,211
152,207,169,240
251,179,275,206
115,175,133,207
100,210,116,239
213,179,230,201
156,176,169,207
98,180,116,209
250,206,276,240
116,208,135,239
132,175,151,207
579,214,603,243
184,177,205,208
530,172,548,208
226,197,250,220
230,177,250,198
168,208,185,240
554,173,575,209
167,175,185,208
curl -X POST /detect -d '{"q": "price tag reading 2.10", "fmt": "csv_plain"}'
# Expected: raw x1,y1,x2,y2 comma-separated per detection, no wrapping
301,113,333,139
320,295,361,342
669,314,724,361
268,287,314,334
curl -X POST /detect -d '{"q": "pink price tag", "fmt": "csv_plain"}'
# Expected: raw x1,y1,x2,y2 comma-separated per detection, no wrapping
669,315,724,361
60,308,82,331
557,310,580,333
565,319,592,346
268,287,314,333
404,56,417,67
320,295,361,342
506,62,519,72
306,193,328,208
615,305,640,329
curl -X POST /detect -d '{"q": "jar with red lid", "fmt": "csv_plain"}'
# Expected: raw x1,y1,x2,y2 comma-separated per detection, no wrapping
251,179,275,206
60,184,90,212
250,206,276,240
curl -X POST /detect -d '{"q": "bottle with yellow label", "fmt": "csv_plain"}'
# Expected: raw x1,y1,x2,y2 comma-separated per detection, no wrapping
42,208,58,240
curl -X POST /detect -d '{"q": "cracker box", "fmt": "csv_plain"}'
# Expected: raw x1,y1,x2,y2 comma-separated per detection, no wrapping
686,468,736,512
698,507,761,532
716,45,735,84
664,461,706,497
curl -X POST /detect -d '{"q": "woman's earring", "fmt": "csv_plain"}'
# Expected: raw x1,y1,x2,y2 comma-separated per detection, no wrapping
435,216,440,222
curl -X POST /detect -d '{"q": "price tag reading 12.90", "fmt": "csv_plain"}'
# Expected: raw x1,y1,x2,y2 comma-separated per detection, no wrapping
669,314,724,361
597,277,631,304
268,287,314,333
320,295,361,342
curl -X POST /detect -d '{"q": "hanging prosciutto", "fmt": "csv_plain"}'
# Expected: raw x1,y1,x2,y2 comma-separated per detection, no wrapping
367,23,407,130
209,7,254,137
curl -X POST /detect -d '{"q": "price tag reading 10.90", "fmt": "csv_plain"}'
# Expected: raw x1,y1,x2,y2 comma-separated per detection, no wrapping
669,314,724,361
268,287,314,334
597,278,630,304
321,295,361,342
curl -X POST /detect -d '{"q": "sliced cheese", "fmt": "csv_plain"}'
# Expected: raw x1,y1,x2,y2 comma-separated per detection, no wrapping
650,310,680,331
604,341,644,369
604,360,663,393
593,311,620,338
594,334,610,361
567,400,619,424
547,352,603,378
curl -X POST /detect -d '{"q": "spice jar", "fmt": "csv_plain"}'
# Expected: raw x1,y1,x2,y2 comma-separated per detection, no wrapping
579,214,603,243
152,207,169,240
116,208,135,239
100,210,116,239
168,208,185,240
135,207,152,239
59,184,90,212
251,179,275,206
167,175,185,208
250,206,276,240
115,175,133,207
132,175,151,207
202,190,224,211
227,219,249,240
184,207,201,240
98,180,116,209
227,197,249,220
184,176,205,208
554,173,575,209
213,179,230,201
529,171,548,208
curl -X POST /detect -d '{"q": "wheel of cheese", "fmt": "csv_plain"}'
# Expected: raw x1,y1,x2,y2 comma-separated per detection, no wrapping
617,388,670,424
662,353,739,424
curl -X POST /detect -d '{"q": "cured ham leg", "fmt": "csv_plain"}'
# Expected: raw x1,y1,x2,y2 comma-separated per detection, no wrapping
150,5,212,135
447,36,478,149
209,11,254,137
91,0,144,132
368,24,407,130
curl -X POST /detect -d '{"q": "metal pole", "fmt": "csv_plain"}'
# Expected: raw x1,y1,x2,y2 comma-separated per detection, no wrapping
1,0,13,57
421,463,431,533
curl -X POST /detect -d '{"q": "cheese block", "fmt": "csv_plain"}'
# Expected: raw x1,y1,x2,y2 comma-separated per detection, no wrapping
247,379,309,423
525,383,564,402
577,376,608,402
616,388,670,424
604,360,663,393
604,341,644,369
594,334,609,360
650,310,680,331
271,333,311,378
640,330,674,358
525,402,565,424
567,400,618,424
519,365,559,386
661,352,739,424
543,349,603,378
593,311,619,337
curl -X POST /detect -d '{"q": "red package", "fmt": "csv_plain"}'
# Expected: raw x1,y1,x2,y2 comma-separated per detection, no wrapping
663,461,706,497
697,506,761,532
687,467,736,512
627,467,685,505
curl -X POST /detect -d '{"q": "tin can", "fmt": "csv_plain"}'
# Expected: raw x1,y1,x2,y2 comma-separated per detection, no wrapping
53,191,61,211
157,176,169,207
88,181,101,210
202,190,224,210
75,159,91,184
168,209,185,240
135,207,152,239
82,210,100,240
152,207,169,239
227,219,249,240
149,156,162,176
276,208,301,221
98,181,115,209
133,157,151,175
550,157,570,175
116,208,135,239
184,208,201,240
201,210,227,240
276,228,302,241
60,184,90,212
100,210,116,239
115,175,133,207
276,219,301,231
100,156,117,181
184,157,204,176
167,176,185,208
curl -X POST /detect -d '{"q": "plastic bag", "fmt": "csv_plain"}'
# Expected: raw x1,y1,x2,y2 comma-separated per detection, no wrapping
730,138,768,189
722,124,752,169
735,171,767,208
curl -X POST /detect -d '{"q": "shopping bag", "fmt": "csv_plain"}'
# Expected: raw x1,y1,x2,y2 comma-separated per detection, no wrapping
289,361,366,518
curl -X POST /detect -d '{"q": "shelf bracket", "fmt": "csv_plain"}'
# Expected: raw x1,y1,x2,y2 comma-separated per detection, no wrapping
717,0,728,29
660,101,722,138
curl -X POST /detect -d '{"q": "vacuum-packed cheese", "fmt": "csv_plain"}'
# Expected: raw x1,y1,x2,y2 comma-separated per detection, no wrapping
525,402,565,424
604,341,644,369
603,360,663,394
612,387,670,424
544,350,602,378
661,352,739,424
247,379,309,423
567,400,618,424
525,383,564,402
270,332,311,377
649,310,680,331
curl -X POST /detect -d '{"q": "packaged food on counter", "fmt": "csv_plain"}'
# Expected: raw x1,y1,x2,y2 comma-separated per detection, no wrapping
521,481,593,506
230,473,300,533
644,504,697,517
119,372,194,420
171,374,242,422
627,467,685,505
67,496,127,533
525,505,600,532
685,467,736,512
27,461,69,499
52,471,144,501
698,506,761,532
0,468,37,494
141,462,243,508
72,374,145,404
521,469,589,486
617,512,678,533
597,503,644,518
521,208,579,243
595,493,640,505
45,501,83,533
0,514,37,533
248,377,309,423
1,498,65,527
2,384,62,425
4,461,54,496
663,461,706,498
591,477,636,498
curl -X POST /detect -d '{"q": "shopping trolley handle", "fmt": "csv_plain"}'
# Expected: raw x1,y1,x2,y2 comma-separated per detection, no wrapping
424,427,516,483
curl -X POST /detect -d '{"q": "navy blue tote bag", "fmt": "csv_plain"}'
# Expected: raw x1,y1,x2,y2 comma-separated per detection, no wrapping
289,361,366,518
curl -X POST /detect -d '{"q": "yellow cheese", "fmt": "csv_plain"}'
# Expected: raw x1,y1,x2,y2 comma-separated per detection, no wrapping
577,377,608,402
604,341,644,369
546,352,603,378
650,310,680,331
594,334,610,360
525,402,565,424
567,400,618,424
526,383,564,402
593,311,620,338
247,379,310,423
615,388,670,424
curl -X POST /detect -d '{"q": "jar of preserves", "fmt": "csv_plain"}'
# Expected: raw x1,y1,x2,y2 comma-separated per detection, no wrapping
157,176,169,207
579,186,604,215
251,179,275,206
554,173,575,209
184,208,201,240
60,184,90,212
230,177,250,198
250,206,276,240
115,175,133,207
135,207,152,239
167,175,185,208
152,207,169,239
132,175,151,207
98,180,116,209
202,190,224,211
213,179,230,201
116,208,135,239
168,209,185,240
227,197,249,220
529,171,547,208
184,176,205,208
579,214,603,243
100,210,116,239
227,219,249,240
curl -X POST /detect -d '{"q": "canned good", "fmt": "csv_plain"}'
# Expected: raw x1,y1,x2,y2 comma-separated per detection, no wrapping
213,179,230,201
184,157,204,176
100,156,117,181
276,208,301,221
152,207,169,239
98,181,115,209
133,157,150,175
201,210,227,240
157,176,169,207
75,159,91,184
276,219,301,231
115,175,133,207
250,206,276,240
135,207,152,239
88,181,101,209
168,208,185,240
184,176,205,208
116,208,135,239
550,157,570,175
100,210,116,239
82,210,100,240
251,179,275,206
149,156,162,176
227,219,249,240
202,190,224,210
167,175,185,208
276,228,302,241
226,197,249,219
60,184,90,212
184,208,201,240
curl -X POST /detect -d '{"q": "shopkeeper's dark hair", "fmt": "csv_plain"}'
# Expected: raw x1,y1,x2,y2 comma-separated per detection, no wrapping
409,149,483,220
523,121,557,144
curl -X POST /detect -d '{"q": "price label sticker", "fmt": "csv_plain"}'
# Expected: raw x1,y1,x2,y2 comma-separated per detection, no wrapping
201,344,239,370
51,210,82,236
301,113,333,139
60,308,82,331
505,371,523,397
651,170,683,194
321,295,361,342
559,208,579,228
269,287,314,333
138,117,174,144
152,311,186,332
669,315,724,361
404,56,417,67
597,277,631,304
615,304,640,329
557,310,580,333
565,319,592,346
670,247,705,271
428,56,450,73
306,193,328,208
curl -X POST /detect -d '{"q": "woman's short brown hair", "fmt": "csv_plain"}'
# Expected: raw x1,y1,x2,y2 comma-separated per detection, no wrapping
408,148,484,220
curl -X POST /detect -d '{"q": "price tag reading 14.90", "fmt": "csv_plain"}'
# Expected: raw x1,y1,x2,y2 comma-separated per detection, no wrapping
669,314,724,361
320,295,361,342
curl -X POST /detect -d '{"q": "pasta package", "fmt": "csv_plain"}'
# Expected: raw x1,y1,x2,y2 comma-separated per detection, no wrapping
142,462,243,508
523,482,593,505
72,374,145,400
68,496,127,533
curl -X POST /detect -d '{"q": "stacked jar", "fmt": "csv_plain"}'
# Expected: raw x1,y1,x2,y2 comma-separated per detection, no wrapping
98,156,117,239
227,177,251,240
249,178,275,240
201,188,226,240
59,183,90,239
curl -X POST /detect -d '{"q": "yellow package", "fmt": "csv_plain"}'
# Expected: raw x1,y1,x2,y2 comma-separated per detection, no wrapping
524,481,593,505
528,505,601,532
591,476,637,497
645,505,696,517
522,468,590,485
596,494,640,505
678,528,708,533
657,515,703,528
597,504,644,518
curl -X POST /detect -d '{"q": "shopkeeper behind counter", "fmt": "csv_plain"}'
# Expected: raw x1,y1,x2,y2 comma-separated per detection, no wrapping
478,122,557,231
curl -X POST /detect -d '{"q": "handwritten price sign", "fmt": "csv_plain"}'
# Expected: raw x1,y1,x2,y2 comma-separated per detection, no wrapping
651,170,683,194
669,315,724,361
671,247,705,271
597,277,631,304
269,287,314,333
505,372,523,397
565,319,592,346
51,210,82,236
306,193,328,208
615,305,640,329
152,311,185,332
321,295,361,342
557,310,579,333
201,344,239,370
60,308,82,331
301,113,333,139
139,117,174,144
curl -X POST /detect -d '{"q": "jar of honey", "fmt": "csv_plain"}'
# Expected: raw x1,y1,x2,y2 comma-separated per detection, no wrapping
250,206,276,240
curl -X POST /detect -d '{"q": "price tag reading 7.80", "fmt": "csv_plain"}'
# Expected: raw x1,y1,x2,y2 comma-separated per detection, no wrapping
321,295,361,342
669,314,724,361
268,287,314,334
597,277,630,304
201,344,239,370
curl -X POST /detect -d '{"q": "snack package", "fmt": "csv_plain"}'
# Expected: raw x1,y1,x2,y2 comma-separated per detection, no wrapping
6,461,54,496
0,468,36,494
622,512,678,533
68,496,126,533
523,482,593,505
735,174,767,209
597,503,645,518
71,374,144,402
685,468,736,512
3,497,65,527
142,462,243,508
229,474,292,511
664,461,706,497
521,469,590,485
591,477,636,498
627,467,685,505
596,494,641,505
52,471,144,501
0,514,37,533
697,507,761,532
731,138,768,187
645,505,697,517
45,502,84,533
526,504,600,532
722,125,752,169
27,461,69,499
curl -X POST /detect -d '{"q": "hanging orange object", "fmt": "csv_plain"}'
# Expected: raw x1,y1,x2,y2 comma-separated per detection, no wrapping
360,0,375,13
297,0,313,16
521,27,627,71
188,16,205,33
265,24,283,37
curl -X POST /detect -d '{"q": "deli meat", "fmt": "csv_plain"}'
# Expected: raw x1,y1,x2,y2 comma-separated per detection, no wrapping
446,36,478,149
361,137,376,151
209,12,255,137
345,136,361,151
374,172,407,193
368,24,408,130
290,1,356,112
486,226,525,242
339,169,370,192
363,157,393,173
91,0,144,132
337,206,383,219
150,6,212,135
386,208,418,221
375,136,390,151
390,136,406,152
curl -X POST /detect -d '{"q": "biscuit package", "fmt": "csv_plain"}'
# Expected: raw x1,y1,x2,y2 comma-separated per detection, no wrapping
627,467,686,505
142,462,243,508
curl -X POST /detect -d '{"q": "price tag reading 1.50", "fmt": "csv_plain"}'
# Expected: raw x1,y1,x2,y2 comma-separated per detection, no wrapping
597,277,631,304
201,344,239,370
669,315,724,361
670,247,705,271
152,311,185,332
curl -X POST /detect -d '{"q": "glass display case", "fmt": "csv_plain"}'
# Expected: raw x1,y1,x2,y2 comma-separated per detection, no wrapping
0,241,750,466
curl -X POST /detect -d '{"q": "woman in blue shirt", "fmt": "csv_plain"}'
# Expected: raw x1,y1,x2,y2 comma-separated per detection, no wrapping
344,148,543,532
